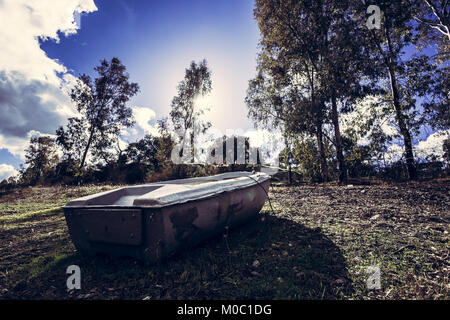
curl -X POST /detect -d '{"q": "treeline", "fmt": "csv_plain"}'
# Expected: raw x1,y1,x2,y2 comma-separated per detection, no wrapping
14,132,174,186
0,131,264,189
0,58,261,190
246,0,449,183
277,136,450,183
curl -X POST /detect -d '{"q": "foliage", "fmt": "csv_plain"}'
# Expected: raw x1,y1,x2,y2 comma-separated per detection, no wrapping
410,0,450,54
20,136,59,186
56,57,139,168
170,59,212,162
291,136,322,182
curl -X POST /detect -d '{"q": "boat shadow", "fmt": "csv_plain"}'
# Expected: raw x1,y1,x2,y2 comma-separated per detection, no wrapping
4,213,354,300
166,213,355,299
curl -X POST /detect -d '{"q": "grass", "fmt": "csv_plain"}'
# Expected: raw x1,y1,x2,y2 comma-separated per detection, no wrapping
0,181,448,300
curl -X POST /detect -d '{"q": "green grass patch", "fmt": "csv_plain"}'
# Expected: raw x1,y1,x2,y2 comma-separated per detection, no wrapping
9,251,76,288
0,207,63,223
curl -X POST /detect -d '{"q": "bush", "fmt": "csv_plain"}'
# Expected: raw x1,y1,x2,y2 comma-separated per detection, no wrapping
125,164,146,184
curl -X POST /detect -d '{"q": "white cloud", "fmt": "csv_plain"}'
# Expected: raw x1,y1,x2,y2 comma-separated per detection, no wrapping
0,0,97,163
385,144,404,163
341,95,398,146
0,131,35,160
0,0,97,84
132,106,160,136
0,130,57,161
0,164,19,181
0,72,74,137
415,130,450,161
382,130,450,164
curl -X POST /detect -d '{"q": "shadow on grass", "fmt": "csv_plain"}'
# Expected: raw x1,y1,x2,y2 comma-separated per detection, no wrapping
4,214,353,300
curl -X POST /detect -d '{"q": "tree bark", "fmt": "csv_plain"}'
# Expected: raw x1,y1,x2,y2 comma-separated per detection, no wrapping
384,28,417,180
387,66,417,180
80,127,95,169
331,93,347,184
316,121,329,182
190,130,195,164
423,0,450,40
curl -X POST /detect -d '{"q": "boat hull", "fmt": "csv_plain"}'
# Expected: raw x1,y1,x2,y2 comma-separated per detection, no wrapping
63,172,270,263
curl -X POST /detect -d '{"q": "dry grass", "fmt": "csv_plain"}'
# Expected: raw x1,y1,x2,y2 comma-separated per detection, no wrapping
0,180,448,300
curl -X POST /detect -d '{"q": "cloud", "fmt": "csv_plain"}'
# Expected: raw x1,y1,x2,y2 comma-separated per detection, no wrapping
385,144,404,163
383,130,450,164
0,130,56,161
132,106,160,136
0,164,19,181
0,72,72,137
415,130,450,161
0,0,97,163
0,0,97,84
120,127,138,137
341,95,398,146
0,131,36,160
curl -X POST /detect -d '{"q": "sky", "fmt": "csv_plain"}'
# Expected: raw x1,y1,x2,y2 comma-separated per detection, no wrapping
0,0,448,181
0,0,266,180
40,0,261,134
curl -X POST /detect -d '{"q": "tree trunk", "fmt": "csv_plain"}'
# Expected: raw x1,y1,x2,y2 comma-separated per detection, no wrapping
316,121,329,182
80,127,95,169
190,130,195,164
284,136,292,185
331,93,347,184
288,164,292,185
387,66,417,180
384,25,417,180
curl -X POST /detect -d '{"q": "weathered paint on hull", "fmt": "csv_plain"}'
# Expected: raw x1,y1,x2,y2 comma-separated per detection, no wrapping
63,174,269,263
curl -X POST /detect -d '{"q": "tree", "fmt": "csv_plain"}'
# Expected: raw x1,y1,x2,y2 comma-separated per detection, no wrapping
350,1,422,180
155,118,176,169
251,0,378,183
402,54,449,131
410,0,450,41
315,1,381,184
252,0,332,181
408,1,449,130
125,135,159,166
56,117,88,164
413,16,449,130
123,118,175,172
170,59,212,163
444,137,450,164
57,58,139,169
291,134,323,182
21,136,59,185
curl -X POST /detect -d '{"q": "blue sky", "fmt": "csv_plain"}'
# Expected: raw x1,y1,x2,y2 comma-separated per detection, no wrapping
41,0,260,133
0,0,262,178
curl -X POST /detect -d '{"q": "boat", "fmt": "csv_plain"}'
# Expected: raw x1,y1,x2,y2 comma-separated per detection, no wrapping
63,171,271,263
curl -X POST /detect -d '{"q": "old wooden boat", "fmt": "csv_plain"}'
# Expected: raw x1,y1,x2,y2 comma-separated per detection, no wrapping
63,171,270,263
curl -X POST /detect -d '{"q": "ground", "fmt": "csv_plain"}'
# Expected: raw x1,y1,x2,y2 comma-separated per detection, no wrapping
0,180,448,300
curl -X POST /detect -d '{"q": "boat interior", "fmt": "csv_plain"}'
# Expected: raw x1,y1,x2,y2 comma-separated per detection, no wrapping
65,172,269,208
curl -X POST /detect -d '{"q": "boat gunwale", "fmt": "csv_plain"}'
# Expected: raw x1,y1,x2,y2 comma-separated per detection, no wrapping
63,173,270,209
